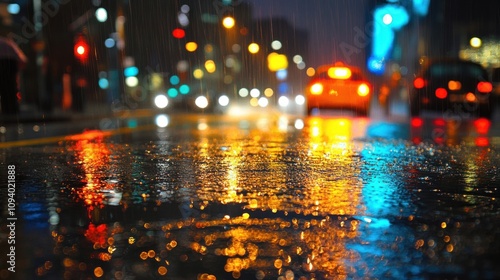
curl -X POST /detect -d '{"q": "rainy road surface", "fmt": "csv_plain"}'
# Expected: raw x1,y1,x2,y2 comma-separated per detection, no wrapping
1,112,500,280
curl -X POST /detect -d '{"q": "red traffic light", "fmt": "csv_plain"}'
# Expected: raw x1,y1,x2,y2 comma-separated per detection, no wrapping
74,37,89,62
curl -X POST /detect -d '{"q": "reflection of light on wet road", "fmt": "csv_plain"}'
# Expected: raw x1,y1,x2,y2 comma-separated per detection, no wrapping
9,114,499,279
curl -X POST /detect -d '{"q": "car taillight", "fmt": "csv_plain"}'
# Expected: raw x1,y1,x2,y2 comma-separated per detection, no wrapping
477,81,492,93
357,83,370,96
474,118,490,134
413,77,426,89
310,83,324,95
435,88,447,99
411,117,423,127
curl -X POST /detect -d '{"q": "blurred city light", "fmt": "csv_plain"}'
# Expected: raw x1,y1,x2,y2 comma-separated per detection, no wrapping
104,38,115,48
181,4,190,13
7,4,20,14
177,60,189,72
167,88,179,98
293,55,303,64
239,88,249,97
225,56,236,68
412,0,430,16
369,4,409,74
155,114,169,127
204,44,214,53
250,97,259,107
98,78,109,89
195,96,209,108
232,44,241,53
178,12,189,27
154,95,169,109
95,8,108,22
375,4,409,30
278,96,290,107
250,88,260,98
125,76,139,87
367,56,385,75
248,43,260,54
267,52,288,71
193,68,204,79
179,84,190,94
204,60,216,73
222,16,235,29
294,119,305,130
172,28,185,39
306,67,316,77
295,95,305,105
124,66,139,77
169,75,180,85
382,14,393,25
264,88,274,97
258,97,269,107
276,69,288,80
278,82,289,93
74,36,89,62
470,37,482,48
185,42,198,52
218,95,230,106
271,40,282,50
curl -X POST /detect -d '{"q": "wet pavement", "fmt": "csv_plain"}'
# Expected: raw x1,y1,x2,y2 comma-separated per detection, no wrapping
1,113,500,279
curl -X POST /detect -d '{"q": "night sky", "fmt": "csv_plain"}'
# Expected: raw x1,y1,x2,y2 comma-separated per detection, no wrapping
247,0,375,68
246,0,500,69
247,0,373,67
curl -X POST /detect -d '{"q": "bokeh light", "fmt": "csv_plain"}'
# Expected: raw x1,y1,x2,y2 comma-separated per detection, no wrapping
154,95,168,109
95,8,108,22
205,60,216,73
186,42,198,52
250,88,260,98
193,68,204,79
470,37,482,48
222,16,235,29
239,88,249,97
219,95,230,106
271,40,282,50
125,76,139,87
248,43,260,54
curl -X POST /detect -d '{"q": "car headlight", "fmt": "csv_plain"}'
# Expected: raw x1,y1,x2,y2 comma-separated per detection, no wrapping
310,83,324,95
357,83,370,96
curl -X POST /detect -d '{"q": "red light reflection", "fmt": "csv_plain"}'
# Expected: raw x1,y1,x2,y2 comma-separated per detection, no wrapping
475,137,489,147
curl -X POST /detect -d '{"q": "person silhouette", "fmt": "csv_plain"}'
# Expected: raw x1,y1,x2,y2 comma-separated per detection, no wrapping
0,36,27,115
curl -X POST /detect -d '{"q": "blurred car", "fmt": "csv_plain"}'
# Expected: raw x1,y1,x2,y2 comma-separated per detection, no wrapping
410,59,493,118
305,63,372,116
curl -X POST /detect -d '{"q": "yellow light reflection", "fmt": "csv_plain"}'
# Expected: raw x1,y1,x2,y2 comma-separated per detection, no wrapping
205,60,216,73
304,117,362,217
